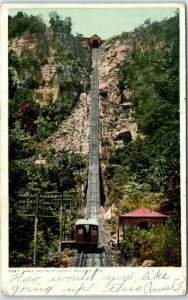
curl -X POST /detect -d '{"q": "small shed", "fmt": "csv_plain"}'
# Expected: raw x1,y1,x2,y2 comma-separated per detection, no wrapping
118,208,168,243
119,208,167,225
83,34,104,48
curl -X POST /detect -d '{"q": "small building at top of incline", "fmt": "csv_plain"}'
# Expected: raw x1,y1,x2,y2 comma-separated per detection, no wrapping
83,34,105,48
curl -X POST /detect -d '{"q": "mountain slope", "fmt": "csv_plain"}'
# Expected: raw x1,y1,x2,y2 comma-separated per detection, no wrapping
9,11,91,139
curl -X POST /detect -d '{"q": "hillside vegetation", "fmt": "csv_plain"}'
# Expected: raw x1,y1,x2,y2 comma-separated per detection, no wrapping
9,12,89,266
8,11,181,266
106,13,180,266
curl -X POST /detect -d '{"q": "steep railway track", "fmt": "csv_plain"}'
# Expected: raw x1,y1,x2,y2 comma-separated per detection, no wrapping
86,48,100,220
75,249,109,267
76,48,109,267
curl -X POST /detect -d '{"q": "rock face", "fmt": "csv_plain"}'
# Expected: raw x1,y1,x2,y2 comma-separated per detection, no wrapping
50,36,138,156
10,32,49,58
99,37,137,149
49,92,91,155
9,24,137,157
9,29,91,108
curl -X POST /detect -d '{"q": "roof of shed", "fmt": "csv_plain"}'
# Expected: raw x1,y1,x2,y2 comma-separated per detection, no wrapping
120,208,167,218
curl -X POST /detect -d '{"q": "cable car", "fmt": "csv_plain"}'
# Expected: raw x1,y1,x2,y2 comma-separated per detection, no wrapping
75,218,98,249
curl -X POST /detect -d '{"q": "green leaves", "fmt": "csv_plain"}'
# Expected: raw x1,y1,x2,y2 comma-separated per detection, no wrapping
121,220,178,266
107,15,180,266
111,14,180,194
49,12,72,34
9,12,46,39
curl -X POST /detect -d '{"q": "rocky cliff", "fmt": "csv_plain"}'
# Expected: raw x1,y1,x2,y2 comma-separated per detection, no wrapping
99,37,137,148
10,30,91,107
48,92,91,154
9,12,139,158
9,12,92,141
48,36,138,157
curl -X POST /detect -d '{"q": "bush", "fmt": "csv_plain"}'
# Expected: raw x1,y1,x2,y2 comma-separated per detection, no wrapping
9,12,46,39
41,249,74,267
121,220,178,266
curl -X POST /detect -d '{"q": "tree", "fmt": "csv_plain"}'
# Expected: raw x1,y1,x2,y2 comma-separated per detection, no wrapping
48,151,76,192
9,12,46,39
49,12,72,33
16,101,39,135
115,14,180,192
162,160,180,222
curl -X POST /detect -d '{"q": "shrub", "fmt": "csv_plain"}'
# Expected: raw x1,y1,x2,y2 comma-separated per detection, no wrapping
121,220,177,266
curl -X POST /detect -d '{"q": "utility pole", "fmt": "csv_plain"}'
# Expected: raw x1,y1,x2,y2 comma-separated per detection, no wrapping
63,206,67,241
16,191,78,263
59,193,63,251
33,194,39,266
117,216,120,245
16,191,63,266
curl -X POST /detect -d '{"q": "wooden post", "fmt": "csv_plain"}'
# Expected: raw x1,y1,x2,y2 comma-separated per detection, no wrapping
16,191,63,264
33,195,39,266
123,224,125,240
63,206,66,241
117,217,120,245
59,194,63,251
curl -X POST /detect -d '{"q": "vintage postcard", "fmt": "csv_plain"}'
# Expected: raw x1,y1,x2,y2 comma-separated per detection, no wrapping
0,2,186,296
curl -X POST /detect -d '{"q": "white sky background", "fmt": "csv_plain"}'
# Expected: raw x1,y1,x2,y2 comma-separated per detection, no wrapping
9,7,178,39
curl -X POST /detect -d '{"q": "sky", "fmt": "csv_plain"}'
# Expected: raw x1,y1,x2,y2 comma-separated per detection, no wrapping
9,7,178,39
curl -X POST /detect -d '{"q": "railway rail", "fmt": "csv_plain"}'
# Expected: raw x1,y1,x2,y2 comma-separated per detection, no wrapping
75,249,109,267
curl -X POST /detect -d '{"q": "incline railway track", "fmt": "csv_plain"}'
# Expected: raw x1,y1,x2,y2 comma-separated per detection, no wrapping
86,48,100,220
75,48,109,267
75,249,109,267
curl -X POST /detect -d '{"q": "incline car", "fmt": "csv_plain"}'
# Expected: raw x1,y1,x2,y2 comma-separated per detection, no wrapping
75,218,99,249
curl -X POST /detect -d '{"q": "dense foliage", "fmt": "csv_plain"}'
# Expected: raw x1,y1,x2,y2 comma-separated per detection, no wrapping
119,220,180,266
49,11,72,33
108,13,180,212
9,12,46,38
8,12,88,266
9,11,91,140
107,13,181,266
9,135,85,266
